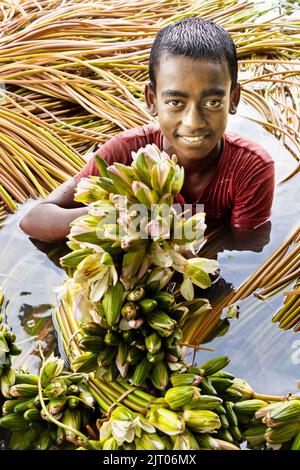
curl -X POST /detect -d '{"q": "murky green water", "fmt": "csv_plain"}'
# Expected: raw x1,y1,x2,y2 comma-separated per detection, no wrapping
0,108,299,401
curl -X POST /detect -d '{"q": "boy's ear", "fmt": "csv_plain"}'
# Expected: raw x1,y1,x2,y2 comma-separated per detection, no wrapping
145,82,158,116
229,83,241,115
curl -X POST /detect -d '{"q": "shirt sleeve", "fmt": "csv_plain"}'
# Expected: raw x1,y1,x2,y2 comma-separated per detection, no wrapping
74,134,132,184
74,154,99,184
231,161,275,229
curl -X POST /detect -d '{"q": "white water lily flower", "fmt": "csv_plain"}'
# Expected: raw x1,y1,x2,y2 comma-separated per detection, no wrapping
145,267,174,290
187,258,219,274
131,144,171,186
107,406,156,445
108,163,136,187
132,181,159,209
74,176,108,204
69,214,99,234
74,253,105,281
99,420,112,444
170,249,188,268
170,163,185,194
107,164,136,198
120,233,145,250
88,200,116,218
76,243,105,254
53,282,70,302
110,420,135,443
74,252,118,301
180,276,194,301
184,258,219,289
103,223,123,241
184,238,207,255
111,419,132,431
146,217,170,241
110,418,156,445
73,289,97,322
151,160,175,196
53,278,81,302
150,241,173,267
89,271,110,302
132,144,169,167
173,211,206,245
136,415,156,434
119,318,144,331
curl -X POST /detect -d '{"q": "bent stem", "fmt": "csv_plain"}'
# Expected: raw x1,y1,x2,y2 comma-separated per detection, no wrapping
37,356,89,445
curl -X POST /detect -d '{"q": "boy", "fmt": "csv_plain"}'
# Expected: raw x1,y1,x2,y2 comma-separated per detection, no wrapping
20,17,274,244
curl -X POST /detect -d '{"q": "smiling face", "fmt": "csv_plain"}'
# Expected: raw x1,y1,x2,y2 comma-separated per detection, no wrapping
145,52,240,165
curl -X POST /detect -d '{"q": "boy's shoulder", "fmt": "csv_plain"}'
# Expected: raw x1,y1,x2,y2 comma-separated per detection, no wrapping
112,123,162,146
96,123,162,166
224,131,274,165
76,124,162,181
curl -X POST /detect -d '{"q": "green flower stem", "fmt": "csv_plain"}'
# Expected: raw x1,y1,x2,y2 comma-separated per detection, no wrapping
86,379,112,412
38,360,89,444
108,381,149,407
90,376,146,414
252,392,282,402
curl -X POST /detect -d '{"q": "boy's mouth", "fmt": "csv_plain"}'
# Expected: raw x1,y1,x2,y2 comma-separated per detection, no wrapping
177,134,210,144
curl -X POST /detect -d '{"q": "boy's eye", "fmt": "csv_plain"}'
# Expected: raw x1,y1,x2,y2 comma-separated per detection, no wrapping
205,100,223,109
166,100,182,108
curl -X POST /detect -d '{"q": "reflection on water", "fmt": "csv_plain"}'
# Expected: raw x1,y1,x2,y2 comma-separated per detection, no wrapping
191,110,300,395
191,291,300,396
0,211,67,373
0,113,299,397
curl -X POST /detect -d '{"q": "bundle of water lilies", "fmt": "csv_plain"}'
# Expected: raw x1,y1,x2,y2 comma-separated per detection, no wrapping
41,143,295,451
2,289,300,451
0,357,94,450
3,348,300,451
57,144,219,387
1,291,87,449
234,393,300,450
88,375,300,451
0,291,22,399
0,350,242,450
90,357,246,451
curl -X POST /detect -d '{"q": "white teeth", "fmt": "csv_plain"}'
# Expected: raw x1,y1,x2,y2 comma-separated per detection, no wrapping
180,136,206,143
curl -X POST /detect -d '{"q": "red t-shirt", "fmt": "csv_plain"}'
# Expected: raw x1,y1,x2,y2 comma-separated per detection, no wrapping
74,124,275,229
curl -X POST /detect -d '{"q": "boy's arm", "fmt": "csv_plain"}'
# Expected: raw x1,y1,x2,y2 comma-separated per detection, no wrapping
20,129,135,243
19,177,88,243
231,161,275,231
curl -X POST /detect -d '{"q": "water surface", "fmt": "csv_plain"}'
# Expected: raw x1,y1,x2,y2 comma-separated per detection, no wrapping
0,108,299,397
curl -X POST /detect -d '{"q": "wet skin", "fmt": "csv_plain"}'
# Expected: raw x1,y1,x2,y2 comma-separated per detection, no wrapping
145,52,240,196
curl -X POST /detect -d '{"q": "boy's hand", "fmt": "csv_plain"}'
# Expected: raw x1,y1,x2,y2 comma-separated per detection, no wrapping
19,177,87,243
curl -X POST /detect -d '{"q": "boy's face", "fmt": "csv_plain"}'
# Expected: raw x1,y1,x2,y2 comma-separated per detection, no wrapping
145,53,240,164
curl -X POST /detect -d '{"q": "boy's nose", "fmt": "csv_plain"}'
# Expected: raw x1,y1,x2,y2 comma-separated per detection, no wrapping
181,105,206,130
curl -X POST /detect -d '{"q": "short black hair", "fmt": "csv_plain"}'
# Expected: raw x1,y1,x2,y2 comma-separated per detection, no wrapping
149,17,238,92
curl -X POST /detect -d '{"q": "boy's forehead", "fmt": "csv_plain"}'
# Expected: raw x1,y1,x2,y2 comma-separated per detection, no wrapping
156,52,231,89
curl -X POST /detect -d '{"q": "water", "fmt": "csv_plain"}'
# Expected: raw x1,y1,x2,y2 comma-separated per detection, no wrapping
0,213,67,373
191,104,300,396
0,107,299,398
